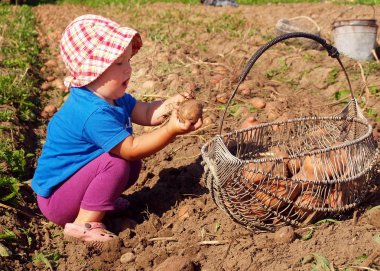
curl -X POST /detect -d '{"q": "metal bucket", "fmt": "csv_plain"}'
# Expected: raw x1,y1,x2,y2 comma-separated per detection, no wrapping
332,19,378,61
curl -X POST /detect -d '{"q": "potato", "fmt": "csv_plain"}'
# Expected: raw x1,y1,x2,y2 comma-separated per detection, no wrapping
240,116,261,129
302,154,327,181
294,190,324,218
302,145,348,181
254,179,301,209
178,99,203,124
288,158,302,176
274,226,295,244
263,146,290,178
250,201,271,219
328,187,345,209
241,146,290,184
241,161,274,184
240,117,261,143
326,184,350,209
328,144,348,177
290,169,307,181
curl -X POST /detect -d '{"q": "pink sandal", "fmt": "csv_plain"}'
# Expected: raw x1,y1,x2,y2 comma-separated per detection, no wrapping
63,222,118,243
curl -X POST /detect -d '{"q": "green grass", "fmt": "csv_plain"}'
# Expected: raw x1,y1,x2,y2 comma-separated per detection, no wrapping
32,251,61,271
30,0,380,6
0,5,39,122
325,67,338,85
0,4,40,203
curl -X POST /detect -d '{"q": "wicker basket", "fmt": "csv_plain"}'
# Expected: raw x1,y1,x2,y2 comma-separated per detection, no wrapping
201,33,379,231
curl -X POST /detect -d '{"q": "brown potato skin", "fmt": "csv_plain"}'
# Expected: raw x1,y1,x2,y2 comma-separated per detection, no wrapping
241,146,290,184
294,190,324,217
254,180,301,209
240,116,261,129
301,145,348,182
288,158,302,176
178,99,203,124
328,188,344,209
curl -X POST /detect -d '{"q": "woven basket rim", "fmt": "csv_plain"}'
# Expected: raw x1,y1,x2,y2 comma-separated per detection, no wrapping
201,115,373,155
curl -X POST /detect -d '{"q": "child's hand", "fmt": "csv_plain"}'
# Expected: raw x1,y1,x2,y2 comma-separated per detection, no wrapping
152,91,194,125
164,92,195,105
163,91,194,111
166,107,202,136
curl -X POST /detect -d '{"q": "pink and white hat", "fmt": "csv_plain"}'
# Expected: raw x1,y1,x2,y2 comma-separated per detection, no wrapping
60,14,142,87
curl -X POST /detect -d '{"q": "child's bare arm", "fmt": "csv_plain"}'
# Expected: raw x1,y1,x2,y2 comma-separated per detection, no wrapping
131,100,164,126
110,109,202,160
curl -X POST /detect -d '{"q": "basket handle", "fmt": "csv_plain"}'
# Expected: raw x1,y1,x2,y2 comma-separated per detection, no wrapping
218,32,354,135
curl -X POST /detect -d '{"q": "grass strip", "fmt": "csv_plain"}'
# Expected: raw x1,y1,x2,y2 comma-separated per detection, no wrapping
0,3,41,203
46,0,380,7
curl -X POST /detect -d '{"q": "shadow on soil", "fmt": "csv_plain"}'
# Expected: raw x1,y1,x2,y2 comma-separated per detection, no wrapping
123,157,208,224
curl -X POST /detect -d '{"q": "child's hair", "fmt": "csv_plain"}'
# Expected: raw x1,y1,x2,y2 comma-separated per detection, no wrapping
60,14,142,88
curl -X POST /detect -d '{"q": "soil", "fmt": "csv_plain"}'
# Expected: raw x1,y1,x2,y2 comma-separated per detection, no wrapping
1,2,380,271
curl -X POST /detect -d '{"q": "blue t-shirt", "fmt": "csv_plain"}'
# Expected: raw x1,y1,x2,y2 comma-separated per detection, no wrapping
31,87,136,197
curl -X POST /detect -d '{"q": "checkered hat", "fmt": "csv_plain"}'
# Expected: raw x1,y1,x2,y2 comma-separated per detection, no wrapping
60,14,142,87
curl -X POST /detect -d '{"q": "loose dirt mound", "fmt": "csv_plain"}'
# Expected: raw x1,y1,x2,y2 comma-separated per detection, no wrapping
1,3,380,271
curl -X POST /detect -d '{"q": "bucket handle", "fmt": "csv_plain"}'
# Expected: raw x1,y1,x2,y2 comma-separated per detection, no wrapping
218,32,354,135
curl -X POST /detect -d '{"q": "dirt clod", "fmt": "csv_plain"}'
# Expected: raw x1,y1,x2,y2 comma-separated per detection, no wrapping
154,256,194,271
120,252,136,264
367,206,380,229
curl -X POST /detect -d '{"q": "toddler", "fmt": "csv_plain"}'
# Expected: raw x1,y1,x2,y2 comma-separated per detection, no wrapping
31,14,202,243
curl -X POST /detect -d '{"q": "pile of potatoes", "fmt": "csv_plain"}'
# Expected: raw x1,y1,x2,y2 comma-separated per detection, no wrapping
238,118,355,224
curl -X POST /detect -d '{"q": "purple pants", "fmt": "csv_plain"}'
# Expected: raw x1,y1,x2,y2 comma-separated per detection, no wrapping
37,153,141,226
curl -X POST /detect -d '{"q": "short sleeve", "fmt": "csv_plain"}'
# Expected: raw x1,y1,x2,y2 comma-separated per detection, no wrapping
116,93,137,116
83,106,132,152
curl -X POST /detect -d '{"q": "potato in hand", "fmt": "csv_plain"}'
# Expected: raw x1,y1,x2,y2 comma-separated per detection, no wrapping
178,99,203,124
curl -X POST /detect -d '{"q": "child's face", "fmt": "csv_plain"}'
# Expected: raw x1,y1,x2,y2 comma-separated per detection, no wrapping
87,44,133,103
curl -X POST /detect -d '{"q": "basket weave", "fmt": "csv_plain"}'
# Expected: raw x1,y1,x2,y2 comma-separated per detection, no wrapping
201,33,379,231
